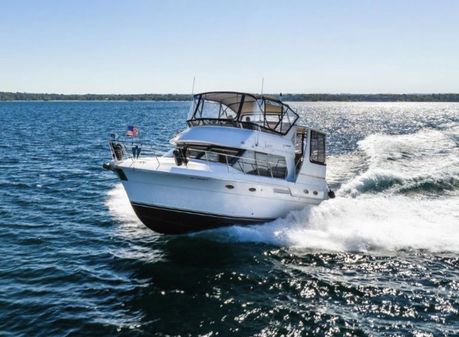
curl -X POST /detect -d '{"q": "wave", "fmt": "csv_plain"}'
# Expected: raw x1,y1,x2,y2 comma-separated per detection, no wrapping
106,184,139,225
105,184,158,241
203,195,459,252
339,128,459,196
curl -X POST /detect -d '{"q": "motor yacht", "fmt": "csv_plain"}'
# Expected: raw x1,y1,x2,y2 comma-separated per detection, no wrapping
104,91,334,234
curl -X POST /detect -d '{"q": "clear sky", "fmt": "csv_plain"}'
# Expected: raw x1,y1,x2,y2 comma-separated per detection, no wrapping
1,0,458,94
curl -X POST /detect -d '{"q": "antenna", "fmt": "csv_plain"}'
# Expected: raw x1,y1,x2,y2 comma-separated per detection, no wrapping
260,77,264,95
191,76,196,96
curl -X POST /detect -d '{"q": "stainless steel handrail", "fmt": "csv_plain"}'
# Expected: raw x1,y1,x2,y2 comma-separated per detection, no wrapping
109,139,163,158
108,139,287,178
108,139,162,168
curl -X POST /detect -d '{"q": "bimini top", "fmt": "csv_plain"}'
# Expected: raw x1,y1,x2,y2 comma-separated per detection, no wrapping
187,91,299,135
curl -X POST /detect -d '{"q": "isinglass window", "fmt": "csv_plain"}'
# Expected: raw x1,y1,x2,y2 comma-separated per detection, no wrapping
309,130,326,165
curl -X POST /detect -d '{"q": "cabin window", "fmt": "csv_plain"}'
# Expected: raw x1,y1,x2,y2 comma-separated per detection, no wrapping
233,151,287,179
295,128,307,175
310,130,326,165
184,145,287,179
185,145,241,164
186,145,207,160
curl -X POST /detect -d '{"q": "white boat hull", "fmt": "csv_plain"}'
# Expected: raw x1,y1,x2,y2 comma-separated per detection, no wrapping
116,163,323,234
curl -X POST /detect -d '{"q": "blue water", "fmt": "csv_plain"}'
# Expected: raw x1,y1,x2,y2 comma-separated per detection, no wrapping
0,101,458,336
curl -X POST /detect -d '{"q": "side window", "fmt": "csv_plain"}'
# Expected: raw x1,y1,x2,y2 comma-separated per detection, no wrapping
187,146,206,159
232,151,287,179
268,154,287,179
185,145,240,164
310,130,326,165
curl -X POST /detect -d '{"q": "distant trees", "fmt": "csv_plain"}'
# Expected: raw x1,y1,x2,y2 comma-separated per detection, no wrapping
0,92,192,101
1,92,459,102
278,93,459,102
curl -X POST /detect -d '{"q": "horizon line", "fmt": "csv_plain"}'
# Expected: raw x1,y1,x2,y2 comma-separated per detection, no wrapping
2,91,459,96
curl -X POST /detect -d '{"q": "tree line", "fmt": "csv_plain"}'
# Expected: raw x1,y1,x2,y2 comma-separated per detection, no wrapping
0,92,190,101
1,91,459,102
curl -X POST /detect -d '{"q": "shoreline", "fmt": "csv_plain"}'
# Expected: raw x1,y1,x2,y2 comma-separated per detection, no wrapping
2,92,459,102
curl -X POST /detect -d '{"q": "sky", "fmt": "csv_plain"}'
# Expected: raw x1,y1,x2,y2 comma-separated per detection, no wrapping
1,0,458,94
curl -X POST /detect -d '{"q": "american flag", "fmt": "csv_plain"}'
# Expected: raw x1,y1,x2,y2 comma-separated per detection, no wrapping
126,125,139,137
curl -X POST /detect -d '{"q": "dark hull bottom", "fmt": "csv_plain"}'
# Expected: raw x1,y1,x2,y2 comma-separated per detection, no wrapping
131,202,275,234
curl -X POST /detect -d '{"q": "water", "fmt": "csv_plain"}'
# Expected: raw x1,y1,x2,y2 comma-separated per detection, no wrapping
0,101,458,336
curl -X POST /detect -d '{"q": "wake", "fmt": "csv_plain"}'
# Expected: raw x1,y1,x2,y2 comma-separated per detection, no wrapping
204,196,459,252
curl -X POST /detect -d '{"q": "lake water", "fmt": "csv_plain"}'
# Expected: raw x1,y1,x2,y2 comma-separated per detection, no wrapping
0,101,458,336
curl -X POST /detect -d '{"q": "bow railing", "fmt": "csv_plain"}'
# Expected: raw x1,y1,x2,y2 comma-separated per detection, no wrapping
108,138,287,179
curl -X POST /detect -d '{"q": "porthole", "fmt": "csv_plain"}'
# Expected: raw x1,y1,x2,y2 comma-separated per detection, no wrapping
249,187,256,192
313,191,318,195
225,184,234,189
304,189,309,194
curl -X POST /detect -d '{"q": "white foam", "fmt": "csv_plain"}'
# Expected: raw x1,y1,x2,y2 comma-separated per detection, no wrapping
106,184,161,264
340,128,459,196
105,183,158,241
106,184,139,224
207,196,459,252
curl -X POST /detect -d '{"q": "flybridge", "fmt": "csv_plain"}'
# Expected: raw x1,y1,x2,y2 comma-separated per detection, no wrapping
187,91,299,135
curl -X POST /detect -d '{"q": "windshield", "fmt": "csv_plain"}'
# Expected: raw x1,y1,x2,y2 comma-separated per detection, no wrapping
187,92,298,135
